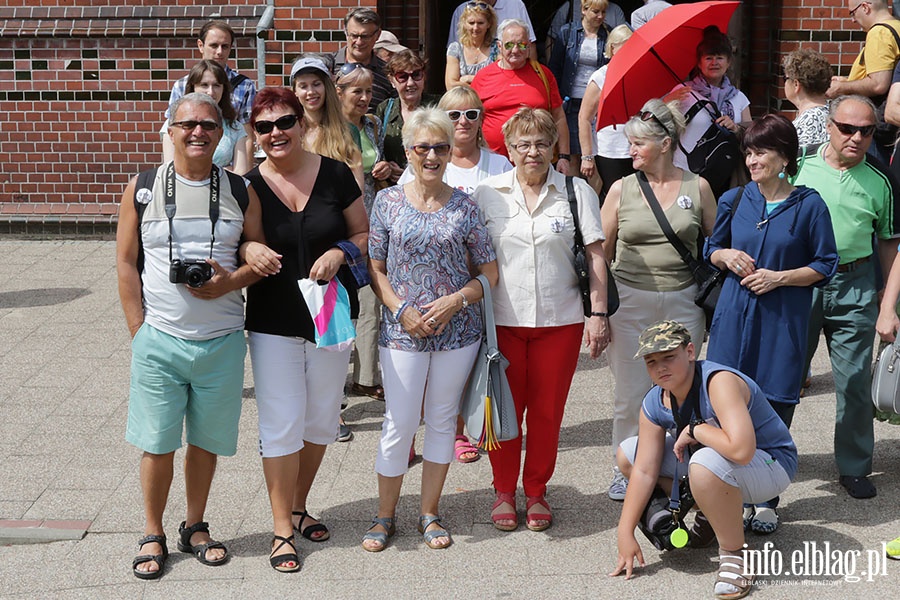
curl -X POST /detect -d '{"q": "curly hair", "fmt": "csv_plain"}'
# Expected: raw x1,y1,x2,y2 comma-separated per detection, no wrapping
782,49,833,97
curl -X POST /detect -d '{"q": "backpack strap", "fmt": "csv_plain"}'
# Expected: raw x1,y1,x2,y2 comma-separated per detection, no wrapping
133,166,159,274
224,170,250,213
229,72,249,88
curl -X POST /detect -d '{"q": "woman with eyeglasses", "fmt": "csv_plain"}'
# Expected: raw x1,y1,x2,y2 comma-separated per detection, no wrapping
472,19,571,174
548,0,610,160
473,107,607,532
376,50,440,186
445,1,499,89
241,87,368,573
599,98,716,503
577,23,634,200
162,60,249,174
705,114,837,534
363,107,498,552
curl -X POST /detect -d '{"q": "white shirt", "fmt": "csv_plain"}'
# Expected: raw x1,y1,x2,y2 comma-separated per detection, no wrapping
473,168,604,328
448,0,536,45
588,66,630,158
397,148,513,194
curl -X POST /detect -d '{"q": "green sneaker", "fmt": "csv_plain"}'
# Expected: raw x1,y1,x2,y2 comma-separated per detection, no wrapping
887,535,900,560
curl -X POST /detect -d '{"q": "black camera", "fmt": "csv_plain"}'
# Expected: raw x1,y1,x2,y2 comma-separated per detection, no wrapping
169,259,213,288
637,479,695,551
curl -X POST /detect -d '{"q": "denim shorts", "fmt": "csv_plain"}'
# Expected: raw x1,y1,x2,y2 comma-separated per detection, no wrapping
126,324,246,456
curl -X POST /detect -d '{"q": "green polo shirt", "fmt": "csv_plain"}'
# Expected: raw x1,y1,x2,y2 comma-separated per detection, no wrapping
793,145,894,262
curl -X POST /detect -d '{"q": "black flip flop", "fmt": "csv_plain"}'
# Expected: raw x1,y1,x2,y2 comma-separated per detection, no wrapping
177,521,228,566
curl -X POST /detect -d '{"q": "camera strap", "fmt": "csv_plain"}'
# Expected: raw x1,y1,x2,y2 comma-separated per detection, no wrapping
666,366,704,514
163,161,221,263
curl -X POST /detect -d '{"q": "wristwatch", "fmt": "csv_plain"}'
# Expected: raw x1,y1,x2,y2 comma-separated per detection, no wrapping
689,418,704,439
557,153,571,160
590,311,608,318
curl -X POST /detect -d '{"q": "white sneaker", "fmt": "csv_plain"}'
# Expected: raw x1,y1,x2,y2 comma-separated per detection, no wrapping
608,468,628,501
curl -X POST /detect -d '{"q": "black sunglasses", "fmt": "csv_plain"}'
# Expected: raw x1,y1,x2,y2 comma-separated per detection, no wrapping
339,62,369,77
254,114,300,135
467,1,491,9
638,110,671,138
171,120,219,131
831,119,876,138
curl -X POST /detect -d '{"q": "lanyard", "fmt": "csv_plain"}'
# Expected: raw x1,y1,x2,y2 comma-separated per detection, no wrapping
163,161,220,263
666,367,703,514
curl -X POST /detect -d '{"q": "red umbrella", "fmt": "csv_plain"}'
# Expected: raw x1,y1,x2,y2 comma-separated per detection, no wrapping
596,0,740,129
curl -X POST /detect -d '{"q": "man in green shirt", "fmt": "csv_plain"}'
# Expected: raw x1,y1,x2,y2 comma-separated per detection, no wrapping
794,94,896,499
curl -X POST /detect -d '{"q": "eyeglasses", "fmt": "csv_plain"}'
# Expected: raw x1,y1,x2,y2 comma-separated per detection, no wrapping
392,69,424,84
467,1,491,9
503,41,529,51
638,110,672,138
254,114,300,135
830,119,876,137
347,31,377,41
339,62,369,77
408,143,451,156
447,109,481,122
171,120,220,131
512,140,551,154
849,2,868,17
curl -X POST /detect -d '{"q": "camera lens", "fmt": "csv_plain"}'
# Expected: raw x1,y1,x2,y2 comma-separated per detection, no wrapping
185,264,207,288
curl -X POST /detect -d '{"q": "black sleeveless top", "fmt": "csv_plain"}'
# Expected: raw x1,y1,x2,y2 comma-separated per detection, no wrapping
245,156,362,341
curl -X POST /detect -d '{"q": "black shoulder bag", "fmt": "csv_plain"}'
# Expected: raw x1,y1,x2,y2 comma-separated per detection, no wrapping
637,172,743,328
565,176,619,318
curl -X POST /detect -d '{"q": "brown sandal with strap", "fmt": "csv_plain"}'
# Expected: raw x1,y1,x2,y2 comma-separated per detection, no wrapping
715,551,753,600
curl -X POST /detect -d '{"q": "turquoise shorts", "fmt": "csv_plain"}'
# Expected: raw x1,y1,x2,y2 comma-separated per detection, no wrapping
126,323,246,456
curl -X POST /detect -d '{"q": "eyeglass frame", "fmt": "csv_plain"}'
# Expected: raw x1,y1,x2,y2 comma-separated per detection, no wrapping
637,110,672,139
408,143,452,156
511,140,552,154
391,69,425,84
170,120,220,132
502,41,530,51
446,109,481,122
849,1,869,17
253,114,301,135
830,118,876,138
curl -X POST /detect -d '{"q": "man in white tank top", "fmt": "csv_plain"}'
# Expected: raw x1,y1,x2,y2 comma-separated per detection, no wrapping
116,93,271,580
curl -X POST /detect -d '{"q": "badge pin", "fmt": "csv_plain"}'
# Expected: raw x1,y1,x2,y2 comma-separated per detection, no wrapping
550,219,564,233
135,188,153,205
676,195,693,209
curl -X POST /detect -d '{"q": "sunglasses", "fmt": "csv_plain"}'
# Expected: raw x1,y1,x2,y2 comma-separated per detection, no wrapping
254,114,300,135
503,41,529,51
171,120,219,131
409,143,451,156
638,110,672,138
392,69,424,84
447,108,481,122
849,1,868,17
467,1,491,9
338,62,369,77
831,119,876,137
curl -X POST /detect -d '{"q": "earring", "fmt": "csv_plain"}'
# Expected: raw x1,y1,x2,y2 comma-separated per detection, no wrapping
778,165,786,180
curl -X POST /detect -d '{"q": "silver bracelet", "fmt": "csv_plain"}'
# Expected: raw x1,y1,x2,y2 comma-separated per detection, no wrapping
457,291,468,309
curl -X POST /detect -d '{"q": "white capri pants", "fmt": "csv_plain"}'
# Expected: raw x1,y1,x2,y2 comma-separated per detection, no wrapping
620,434,792,504
376,342,480,477
248,332,351,458
607,281,706,452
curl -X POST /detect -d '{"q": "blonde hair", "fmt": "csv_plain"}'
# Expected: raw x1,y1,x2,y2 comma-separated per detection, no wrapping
624,98,686,146
582,0,609,12
458,3,497,48
293,62,361,171
605,24,632,59
438,86,487,147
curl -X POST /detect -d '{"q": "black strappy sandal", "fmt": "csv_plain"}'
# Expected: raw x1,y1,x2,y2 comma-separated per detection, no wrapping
293,510,330,542
132,533,168,580
270,534,301,573
177,521,228,566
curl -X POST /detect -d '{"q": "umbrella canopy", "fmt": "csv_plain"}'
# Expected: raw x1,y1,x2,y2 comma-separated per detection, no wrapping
596,0,740,129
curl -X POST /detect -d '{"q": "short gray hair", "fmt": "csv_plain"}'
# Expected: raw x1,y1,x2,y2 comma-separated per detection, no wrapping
624,98,685,146
829,94,877,122
497,18,529,40
401,106,455,149
170,92,223,127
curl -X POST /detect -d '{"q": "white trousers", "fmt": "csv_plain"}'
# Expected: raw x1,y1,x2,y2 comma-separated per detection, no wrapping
606,281,706,451
249,332,351,457
376,343,480,477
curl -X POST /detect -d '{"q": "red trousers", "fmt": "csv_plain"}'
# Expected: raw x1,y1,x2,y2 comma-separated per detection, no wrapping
488,323,583,497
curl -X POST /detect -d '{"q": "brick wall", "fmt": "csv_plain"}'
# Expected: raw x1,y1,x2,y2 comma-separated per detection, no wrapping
0,0,379,233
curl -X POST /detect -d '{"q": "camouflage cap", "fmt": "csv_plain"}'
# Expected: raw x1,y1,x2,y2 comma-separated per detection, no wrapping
634,320,692,359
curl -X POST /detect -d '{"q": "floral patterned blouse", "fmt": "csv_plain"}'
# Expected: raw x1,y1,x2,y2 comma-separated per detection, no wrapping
369,185,497,352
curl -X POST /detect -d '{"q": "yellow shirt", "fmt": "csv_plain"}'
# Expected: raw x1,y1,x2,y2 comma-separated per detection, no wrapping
849,18,900,80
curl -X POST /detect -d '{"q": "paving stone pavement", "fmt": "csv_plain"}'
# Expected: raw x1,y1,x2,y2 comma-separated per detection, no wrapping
0,239,898,599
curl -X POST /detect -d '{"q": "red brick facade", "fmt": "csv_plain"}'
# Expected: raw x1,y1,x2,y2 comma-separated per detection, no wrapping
0,1,869,232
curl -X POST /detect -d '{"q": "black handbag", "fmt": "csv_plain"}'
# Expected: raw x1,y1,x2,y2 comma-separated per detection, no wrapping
679,98,742,198
565,176,619,318
637,173,743,327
